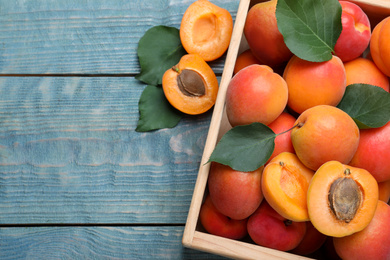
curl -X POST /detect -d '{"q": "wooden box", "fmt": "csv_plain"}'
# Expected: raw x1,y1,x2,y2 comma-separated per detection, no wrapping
182,0,390,259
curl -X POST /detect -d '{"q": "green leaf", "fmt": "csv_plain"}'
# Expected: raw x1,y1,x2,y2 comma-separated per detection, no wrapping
135,25,187,85
337,84,390,129
208,123,276,172
136,85,183,132
276,0,342,62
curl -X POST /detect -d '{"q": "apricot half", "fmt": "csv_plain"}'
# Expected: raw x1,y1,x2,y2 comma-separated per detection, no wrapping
162,54,218,115
307,161,379,238
262,152,315,222
180,0,233,62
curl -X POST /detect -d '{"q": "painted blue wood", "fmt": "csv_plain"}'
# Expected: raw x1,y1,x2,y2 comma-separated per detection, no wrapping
0,76,216,224
0,0,239,74
0,226,227,259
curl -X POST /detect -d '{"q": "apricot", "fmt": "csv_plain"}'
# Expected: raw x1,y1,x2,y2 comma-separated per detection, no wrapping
244,0,292,68
344,57,389,91
291,105,360,171
290,221,327,256
199,195,248,240
266,112,296,164
162,54,218,115
333,1,371,62
180,0,233,62
307,161,379,238
262,152,315,222
349,121,390,183
225,64,288,127
208,162,263,220
378,180,390,203
370,16,390,77
233,49,261,75
333,200,390,260
283,55,347,114
247,201,307,252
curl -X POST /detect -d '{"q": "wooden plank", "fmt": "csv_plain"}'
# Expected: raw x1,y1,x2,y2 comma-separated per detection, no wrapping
0,76,214,224
0,0,239,75
0,226,227,259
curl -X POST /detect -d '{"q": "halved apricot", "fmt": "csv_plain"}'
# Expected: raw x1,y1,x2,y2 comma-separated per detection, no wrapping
162,54,218,115
261,152,315,222
180,0,233,61
307,161,379,238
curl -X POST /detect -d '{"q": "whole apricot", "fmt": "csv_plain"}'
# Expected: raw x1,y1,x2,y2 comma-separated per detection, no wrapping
199,195,248,240
208,162,263,220
247,201,306,252
370,16,390,77
344,57,389,91
333,200,390,260
283,55,347,114
262,152,314,222
349,121,390,182
290,221,327,256
291,105,359,171
307,161,379,238
266,112,296,164
333,1,371,62
180,0,233,62
378,180,390,203
162,54,218,115
225,64,288,127
244,0,292,68
233,49,261,75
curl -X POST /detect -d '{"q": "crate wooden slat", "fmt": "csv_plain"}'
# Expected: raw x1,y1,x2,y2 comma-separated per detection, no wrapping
183,0,390,259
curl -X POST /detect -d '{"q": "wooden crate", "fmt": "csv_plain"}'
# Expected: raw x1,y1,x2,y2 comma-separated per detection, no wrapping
182,0,390,259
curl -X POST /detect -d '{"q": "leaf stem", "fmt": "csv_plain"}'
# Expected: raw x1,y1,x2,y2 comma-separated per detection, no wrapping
275,122,301,137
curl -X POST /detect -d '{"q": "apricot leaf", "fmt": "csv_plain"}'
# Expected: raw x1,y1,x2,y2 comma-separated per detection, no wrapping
136,25,187,86
208,123,275,172
136,85,183,132
337,84,390,129
276,0,342,62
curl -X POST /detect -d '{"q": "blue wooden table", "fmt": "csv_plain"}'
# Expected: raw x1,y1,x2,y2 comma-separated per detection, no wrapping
0,0,239,258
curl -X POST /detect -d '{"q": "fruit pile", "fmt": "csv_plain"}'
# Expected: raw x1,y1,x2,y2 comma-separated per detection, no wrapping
200,0,390,259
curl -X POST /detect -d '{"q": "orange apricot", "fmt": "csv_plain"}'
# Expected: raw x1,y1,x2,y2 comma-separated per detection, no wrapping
262,152,315,222
180,0,233,62
307,161,379,238
162,54,218,115
370,16,390,77
233,49,261,74
344,57,389,92
378,180,390,203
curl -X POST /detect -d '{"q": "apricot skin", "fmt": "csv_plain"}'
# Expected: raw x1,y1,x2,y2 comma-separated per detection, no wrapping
233,49,261,75
283,55,347,114
378,180,390,203
291,105,359,171
349,121,390,183
307,161,379,238
333,1,371,62
199,195,248,240
290,221,327,256
180,0,233,62
333,201,390,260
370,17,390,77
344,57,389,92
247,201,306,252
225,64,288,127
244,0,292,68
208,162,263,220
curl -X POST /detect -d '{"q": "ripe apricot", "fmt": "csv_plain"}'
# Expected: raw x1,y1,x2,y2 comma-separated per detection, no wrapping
225,64,288,127
283,55,346,114
290,221,327,256
370,16,390,77
291,105,360,171
378,180,390,203
307,161,379,238
333,200,390,260
262,152,315,222
180,0,233,62
162,54,218,115
233,49,261,74
344,57,389,91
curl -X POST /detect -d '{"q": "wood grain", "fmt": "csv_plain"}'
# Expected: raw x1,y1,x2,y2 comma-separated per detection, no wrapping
0,0,239,75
